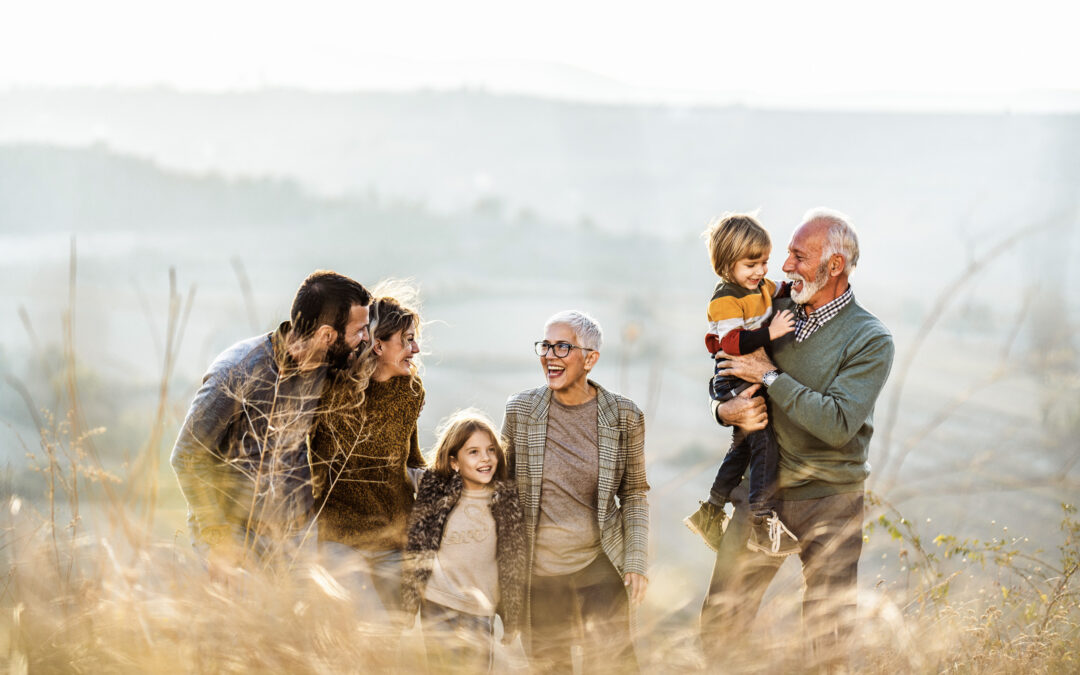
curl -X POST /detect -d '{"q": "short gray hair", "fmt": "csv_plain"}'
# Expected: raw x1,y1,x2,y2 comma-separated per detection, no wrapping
802,207,859,274
544,310,603,351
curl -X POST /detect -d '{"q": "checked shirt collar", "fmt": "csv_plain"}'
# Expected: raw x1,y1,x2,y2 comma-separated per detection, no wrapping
794,285,853,342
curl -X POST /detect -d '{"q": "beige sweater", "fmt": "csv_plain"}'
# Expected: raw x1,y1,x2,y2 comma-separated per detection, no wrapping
423,487,499,616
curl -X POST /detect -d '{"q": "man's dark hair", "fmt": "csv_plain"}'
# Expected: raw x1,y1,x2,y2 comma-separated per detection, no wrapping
290,270,371,339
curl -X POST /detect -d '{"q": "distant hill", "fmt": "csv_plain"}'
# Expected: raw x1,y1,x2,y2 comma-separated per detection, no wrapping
0,143,687,292
2,89,1079,325
2,88,1077,240
0,143,338,234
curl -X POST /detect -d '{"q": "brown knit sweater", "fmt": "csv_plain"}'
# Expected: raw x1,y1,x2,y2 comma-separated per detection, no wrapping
310,374,426,550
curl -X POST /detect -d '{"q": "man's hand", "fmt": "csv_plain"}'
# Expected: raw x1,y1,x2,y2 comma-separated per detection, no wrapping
624,572,648,605
769,309,796,340
716,347,777,385
714,384,768,431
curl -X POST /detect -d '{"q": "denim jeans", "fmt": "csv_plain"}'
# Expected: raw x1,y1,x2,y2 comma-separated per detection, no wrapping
319,541,406,624
708,423,781,517
420,598,494,673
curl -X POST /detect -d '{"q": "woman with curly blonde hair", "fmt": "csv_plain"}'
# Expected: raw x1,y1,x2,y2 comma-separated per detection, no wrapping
310,283,426,621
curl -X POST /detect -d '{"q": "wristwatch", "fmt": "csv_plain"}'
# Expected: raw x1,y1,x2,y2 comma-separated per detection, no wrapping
762,369,781,387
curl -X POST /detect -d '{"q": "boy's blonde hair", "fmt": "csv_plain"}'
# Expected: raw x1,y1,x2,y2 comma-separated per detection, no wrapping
703,212,771,282
430,408,508,481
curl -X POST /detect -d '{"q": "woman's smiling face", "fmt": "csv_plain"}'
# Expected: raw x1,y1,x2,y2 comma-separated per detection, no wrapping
374,323,419,381
539,322,594,396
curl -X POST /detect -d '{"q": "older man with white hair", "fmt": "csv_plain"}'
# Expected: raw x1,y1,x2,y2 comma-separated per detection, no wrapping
700,208,894,670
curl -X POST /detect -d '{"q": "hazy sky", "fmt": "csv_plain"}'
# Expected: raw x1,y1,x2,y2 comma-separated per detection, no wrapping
2,1,1078,109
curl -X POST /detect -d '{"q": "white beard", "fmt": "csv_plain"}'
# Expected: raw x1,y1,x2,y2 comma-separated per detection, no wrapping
789,268,828,305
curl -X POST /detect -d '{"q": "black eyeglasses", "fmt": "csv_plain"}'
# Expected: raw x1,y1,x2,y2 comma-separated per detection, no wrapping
534,341,594,358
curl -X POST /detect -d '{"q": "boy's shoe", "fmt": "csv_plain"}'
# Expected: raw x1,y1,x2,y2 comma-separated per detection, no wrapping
683,501,729,552
746,510,800,557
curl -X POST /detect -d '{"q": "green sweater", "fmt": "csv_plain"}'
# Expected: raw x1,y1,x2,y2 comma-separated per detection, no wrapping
767,296,894,500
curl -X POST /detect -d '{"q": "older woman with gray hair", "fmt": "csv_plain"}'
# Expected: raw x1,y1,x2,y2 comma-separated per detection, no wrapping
501,310,649,673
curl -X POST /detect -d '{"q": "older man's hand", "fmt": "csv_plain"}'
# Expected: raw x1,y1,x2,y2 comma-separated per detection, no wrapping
714,384,768,431
715,347,777,384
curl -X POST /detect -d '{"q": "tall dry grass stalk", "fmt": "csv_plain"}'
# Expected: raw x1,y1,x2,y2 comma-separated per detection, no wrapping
2,494,430,673
231,256,261,335
124,267,196,534
860,494,1080,673
873,218,1057,488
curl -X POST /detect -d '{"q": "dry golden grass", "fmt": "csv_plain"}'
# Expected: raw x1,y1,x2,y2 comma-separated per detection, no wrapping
3,453,1077,674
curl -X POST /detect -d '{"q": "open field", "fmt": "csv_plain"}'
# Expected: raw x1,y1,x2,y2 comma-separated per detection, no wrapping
2,91,1078,672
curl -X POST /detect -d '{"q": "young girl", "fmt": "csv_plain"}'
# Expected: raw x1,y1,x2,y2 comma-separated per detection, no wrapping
684,212,800,557
403,410,526,672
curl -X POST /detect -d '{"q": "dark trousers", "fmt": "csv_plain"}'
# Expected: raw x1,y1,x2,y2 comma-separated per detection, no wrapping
529,555,638,674
709,372,780,516
709,371,753,402
708,424,781,517
700,483,864,671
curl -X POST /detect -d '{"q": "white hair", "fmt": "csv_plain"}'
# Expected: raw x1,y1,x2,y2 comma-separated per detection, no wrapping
544,310,603,351
802,207,860,274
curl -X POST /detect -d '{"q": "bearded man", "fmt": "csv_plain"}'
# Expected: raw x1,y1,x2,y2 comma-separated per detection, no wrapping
701,208,894,671
171,270,370,579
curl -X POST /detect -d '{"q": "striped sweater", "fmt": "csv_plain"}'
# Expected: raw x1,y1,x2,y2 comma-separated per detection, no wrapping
705,278,787,355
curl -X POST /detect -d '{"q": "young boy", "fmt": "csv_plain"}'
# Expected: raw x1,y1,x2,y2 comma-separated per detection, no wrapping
683,213,800,557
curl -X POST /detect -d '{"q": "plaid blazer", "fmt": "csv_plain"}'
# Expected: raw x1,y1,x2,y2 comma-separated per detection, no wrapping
501,381,650,578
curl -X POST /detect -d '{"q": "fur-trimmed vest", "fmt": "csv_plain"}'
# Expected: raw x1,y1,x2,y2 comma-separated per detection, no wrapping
403,471,526,636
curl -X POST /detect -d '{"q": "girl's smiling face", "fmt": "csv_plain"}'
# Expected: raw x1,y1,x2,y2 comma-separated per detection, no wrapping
451,430,499,490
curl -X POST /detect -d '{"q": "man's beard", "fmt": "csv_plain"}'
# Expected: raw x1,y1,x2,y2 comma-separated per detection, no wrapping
326,335,359,371
789,260,830,305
